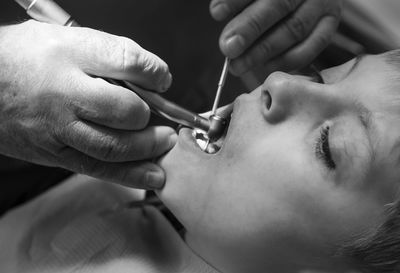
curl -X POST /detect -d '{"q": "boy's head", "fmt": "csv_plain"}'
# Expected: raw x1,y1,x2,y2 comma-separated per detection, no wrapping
158,50,400,272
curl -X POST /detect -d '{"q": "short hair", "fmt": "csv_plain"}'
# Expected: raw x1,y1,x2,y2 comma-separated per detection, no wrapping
335,50,400,272
339,199,400,272
384,49,400,71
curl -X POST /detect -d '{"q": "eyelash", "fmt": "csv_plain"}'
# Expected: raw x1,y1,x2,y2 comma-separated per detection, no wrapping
315,126,336,170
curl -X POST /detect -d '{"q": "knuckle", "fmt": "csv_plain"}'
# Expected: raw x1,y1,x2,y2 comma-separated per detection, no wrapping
258,40,273,59
97,136,125,161
83,158,106,177
58,119,80,143
119,38,169,87
22,19,41,31
148,136,161,157
24,19,37,26
123,38,145,73
50,141,71,159
284,16,309,41
41,34,67,59
277,0,298,15
119,37,134,73
111,36,140,73
247,15,264,37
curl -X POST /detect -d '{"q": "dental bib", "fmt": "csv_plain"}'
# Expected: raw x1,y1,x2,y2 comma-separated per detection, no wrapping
0,175,219,273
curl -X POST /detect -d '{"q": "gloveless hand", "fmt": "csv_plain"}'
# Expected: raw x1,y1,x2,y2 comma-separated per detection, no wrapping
0,20,176,189
210,0,343,75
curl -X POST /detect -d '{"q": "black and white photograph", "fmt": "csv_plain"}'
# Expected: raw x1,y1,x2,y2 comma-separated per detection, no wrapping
0,1,400,272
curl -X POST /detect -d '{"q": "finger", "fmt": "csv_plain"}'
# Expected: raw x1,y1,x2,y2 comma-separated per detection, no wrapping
200,103,234,119
67,27,172,92
59,121,177,162
219,0,304,58
230,0,322,75
71,75,151,130
263,16,339,73
57,147,167,189
209,0,253,21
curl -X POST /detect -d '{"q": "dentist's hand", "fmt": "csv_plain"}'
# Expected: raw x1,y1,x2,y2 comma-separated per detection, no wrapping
0,20,176,189
210,0,343,75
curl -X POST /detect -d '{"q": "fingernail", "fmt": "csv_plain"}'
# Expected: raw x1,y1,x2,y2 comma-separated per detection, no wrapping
161,72,173,92
146,170,165,189
212,3,230,21
224,35,245,58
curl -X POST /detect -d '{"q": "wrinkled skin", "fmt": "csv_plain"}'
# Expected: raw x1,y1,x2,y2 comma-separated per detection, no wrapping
159,52,400,272
0,20,176,189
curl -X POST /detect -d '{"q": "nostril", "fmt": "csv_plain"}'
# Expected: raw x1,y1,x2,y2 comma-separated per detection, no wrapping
264,90,272,110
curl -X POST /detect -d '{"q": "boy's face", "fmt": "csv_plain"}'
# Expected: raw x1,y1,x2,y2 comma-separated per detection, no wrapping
158,53,400,272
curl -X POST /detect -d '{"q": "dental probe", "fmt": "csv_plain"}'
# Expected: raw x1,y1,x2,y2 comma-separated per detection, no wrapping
206,58,230,140
211,57,230,115
14,0,213,133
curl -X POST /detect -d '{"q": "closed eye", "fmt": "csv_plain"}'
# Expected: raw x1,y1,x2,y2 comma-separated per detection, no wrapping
315,126,336,170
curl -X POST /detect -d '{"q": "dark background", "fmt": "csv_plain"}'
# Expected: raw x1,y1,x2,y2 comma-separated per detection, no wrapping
0,0,245,108
1,0,383,214
0,0,245,214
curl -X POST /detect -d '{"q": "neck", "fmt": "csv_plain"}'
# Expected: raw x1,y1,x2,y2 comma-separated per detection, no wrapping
185,231,361,273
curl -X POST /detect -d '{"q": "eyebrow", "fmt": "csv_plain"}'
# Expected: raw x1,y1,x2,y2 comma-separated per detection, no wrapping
354,102,377,162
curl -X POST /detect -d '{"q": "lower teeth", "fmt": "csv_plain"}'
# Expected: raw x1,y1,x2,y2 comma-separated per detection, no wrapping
192,130,221,154
206,143,220,154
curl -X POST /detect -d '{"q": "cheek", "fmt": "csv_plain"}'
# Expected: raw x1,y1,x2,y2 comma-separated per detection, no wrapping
312,188,385,241
197,135,313,232
157,140,218,227
209,134,366,242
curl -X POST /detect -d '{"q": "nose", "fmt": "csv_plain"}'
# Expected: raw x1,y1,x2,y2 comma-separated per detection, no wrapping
260,72,340,124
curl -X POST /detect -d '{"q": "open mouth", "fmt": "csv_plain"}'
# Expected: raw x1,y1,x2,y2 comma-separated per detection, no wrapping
177,104,233,154
192,118,229,154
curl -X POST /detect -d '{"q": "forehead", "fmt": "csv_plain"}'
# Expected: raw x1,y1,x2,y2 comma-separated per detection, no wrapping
322,54,400,115
338,54,400,190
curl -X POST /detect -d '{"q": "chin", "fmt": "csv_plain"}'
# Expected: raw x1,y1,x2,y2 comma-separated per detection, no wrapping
159,128,203,179
158,126,227,231
157,128,205,219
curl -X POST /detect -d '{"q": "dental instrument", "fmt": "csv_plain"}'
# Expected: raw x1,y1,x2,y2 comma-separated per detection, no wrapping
14,0,228,139
206,58,230,141
211,58,230,115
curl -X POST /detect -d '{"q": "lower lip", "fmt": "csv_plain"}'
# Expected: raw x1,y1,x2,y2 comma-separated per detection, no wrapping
179,128,201,151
